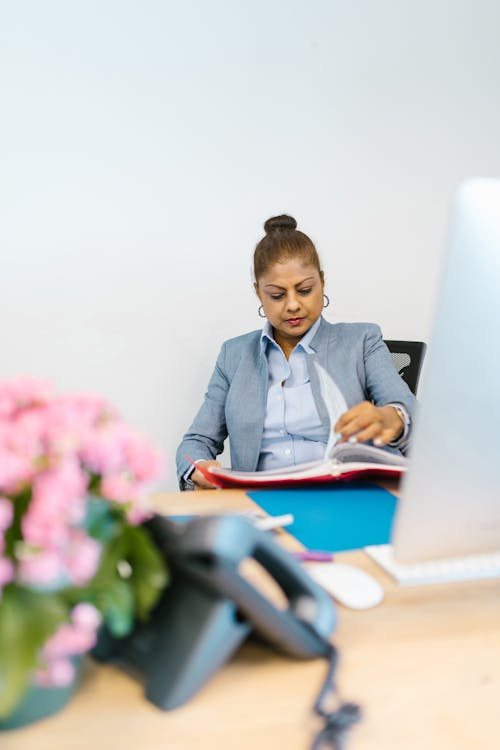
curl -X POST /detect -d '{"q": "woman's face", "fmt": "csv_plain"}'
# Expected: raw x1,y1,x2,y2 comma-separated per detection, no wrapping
255,258,325,351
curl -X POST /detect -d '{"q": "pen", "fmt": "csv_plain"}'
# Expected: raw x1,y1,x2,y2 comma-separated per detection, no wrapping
253,513,295,531
292,550,335,562
165,511,295,532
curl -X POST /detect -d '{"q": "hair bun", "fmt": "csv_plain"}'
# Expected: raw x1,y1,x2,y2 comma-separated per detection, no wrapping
264,214,297,234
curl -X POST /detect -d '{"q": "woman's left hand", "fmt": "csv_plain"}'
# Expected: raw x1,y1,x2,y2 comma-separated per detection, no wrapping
334,402,404,447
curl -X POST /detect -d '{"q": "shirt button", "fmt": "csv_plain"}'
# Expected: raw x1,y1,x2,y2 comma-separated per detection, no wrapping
285,449,291,455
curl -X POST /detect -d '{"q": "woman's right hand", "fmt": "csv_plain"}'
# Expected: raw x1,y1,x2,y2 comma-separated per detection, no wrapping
191,460,222,490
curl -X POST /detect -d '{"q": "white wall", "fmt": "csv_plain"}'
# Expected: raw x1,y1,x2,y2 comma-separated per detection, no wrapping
1,1,499,488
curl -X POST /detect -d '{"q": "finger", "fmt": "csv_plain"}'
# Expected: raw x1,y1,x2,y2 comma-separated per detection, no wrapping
336,422,365,443
373,427,399,447
345,422,384,445
335,408,364,431
335,402,376,432
336,413,377,441
335,423,359,443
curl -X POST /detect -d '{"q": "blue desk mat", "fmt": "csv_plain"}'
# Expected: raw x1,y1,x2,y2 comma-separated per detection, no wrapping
248,483,397,553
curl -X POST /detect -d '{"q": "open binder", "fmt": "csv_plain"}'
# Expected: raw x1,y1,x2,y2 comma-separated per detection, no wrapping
196,442,408,489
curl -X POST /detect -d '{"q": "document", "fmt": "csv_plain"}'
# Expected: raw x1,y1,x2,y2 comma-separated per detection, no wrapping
196,442,408,489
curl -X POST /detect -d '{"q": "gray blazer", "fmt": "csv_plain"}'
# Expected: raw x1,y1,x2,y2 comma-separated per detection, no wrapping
176,317,417,488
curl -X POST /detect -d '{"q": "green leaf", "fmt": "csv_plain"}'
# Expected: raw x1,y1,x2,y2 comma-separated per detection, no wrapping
4,488,31,558
85,528,135,636
83,496,119,542
87,473,101,494
121,526,168,621
87,522,167,633
94,579,134,637
0,586,67,718
59,521,167,640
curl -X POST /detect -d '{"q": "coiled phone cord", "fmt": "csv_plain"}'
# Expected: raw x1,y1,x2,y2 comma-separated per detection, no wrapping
311,645,362,750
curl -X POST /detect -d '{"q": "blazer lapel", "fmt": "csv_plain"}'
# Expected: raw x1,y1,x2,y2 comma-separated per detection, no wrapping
307,317,337,433
231,345,268,472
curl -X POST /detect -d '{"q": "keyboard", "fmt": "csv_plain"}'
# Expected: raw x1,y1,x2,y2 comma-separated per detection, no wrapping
365,544,500,585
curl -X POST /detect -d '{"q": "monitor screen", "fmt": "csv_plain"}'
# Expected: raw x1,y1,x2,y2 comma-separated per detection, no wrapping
393,178,500,563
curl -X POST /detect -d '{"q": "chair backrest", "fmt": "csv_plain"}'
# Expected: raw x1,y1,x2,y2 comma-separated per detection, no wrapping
383,340,427,395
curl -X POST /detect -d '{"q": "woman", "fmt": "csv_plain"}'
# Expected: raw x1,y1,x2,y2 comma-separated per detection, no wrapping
176,215,416,490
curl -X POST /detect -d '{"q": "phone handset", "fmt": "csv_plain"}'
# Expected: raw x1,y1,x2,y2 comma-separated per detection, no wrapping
157,514,337,658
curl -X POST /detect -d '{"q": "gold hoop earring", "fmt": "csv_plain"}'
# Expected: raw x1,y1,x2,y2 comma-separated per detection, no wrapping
258,305,266,318
323,294,330,308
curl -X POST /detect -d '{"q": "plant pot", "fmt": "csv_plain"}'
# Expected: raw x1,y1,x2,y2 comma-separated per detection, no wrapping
0,659,82,731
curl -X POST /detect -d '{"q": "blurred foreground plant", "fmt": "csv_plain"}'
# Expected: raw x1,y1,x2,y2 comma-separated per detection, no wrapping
0,377,167,717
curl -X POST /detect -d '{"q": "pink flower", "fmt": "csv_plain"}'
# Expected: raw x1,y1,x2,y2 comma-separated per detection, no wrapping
64,532,101,587
23,461,88,548
123,435,163,483
126,496,154,525
71,602,102,631
45,603,101,650
18,531,101,590
35,658,75,688
0,375,164,666
8,410,45,455
62,393,115,425
100,474,138,504
79,424,127,476
0,377,52,419
41,397,102,456
18,549,65,587
37,603,102,687
42,621,98,659
0,447,34,494
0,556,14,587
0,497,13,531
100,474,154,525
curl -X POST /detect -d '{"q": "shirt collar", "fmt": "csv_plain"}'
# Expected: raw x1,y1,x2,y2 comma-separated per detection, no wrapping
260,315,322,355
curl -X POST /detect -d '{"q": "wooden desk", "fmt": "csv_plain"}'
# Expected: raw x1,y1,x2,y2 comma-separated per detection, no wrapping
3,489,500,750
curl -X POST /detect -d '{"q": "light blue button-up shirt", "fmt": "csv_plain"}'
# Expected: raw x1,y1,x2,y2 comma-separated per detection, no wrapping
257,317,330,471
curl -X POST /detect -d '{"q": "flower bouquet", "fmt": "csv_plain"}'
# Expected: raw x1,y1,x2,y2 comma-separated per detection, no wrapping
0,377,168,724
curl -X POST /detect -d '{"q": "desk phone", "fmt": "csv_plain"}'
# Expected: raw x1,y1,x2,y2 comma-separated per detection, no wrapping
93,514,336,709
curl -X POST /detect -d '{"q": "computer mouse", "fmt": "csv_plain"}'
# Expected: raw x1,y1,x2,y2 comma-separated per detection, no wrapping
307,562,384,610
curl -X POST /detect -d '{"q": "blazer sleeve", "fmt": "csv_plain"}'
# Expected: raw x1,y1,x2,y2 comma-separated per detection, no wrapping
362,324,417,454
175,343,230,489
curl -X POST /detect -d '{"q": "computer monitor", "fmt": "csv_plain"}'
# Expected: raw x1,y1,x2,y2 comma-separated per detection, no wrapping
392,178,500,564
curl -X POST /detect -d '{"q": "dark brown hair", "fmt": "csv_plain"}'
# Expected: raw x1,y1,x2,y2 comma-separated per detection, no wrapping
253,215,322,281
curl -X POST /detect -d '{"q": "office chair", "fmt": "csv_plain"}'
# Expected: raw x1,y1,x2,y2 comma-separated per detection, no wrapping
384,340,427,396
